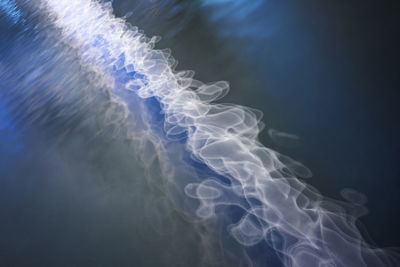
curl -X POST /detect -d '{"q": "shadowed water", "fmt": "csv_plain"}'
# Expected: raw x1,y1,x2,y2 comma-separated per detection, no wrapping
1,0,399,266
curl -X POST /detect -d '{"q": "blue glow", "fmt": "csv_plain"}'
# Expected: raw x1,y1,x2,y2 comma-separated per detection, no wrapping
0,0,23,25
198,0,277,39
200,0,263,20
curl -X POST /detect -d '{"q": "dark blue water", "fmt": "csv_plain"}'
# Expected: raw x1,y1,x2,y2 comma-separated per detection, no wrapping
113,0,400,247
1,0,399,266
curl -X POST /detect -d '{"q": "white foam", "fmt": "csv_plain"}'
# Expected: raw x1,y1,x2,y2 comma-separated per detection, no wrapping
37,1,399,266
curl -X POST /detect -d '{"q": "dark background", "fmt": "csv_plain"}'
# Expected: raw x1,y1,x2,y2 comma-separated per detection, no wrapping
0,1,399,264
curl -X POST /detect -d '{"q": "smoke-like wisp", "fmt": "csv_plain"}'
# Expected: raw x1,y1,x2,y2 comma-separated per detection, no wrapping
3,0,399,266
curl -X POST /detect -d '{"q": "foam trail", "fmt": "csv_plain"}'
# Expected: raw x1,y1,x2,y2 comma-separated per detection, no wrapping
25,0,400,266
